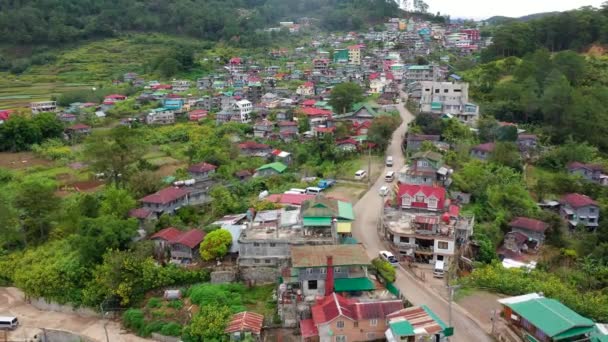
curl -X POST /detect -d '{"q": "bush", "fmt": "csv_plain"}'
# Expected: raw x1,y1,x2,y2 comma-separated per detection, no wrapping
372,258,396,283
160,322,182,336
123,309,145,332
142,321,165,336
146,297,162,308
167,299,184,310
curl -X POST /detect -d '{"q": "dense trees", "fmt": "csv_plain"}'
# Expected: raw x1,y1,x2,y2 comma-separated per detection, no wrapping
0,112,64,152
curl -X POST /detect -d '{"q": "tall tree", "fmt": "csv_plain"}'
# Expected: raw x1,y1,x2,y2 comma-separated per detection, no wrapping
14,176,60,244
329,82,364,114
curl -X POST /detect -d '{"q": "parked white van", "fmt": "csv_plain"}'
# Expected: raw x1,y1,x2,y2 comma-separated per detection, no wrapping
384,171,395,182
379,250,399,267
285,188,306,194
433,260,445,278
0,316,19,330
305,187,323,195
354,170,367,180
386,156,393,167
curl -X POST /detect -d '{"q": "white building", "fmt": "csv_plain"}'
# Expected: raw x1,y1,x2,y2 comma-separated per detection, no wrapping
30,101,57,115
417,81,479,126
146,108,175,125
232,100,253,123
171,80,191,92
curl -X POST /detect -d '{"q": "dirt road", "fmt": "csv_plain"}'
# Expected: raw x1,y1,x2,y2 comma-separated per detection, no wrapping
351,91,493,342
0,287,150,342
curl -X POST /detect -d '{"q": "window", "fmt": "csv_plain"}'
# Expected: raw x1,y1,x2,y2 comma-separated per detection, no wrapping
370,319,378,326
336,321,345,328
320,268,327,274
269,243,276,247
590,208,595,213
308,280,318,290
353,322,358,328
416,195,425,202
454,89,462,92
367,332,376,339
336,336,347,342
265,259,271,264
334,267,342,273
444,89,449,93
438,241,449,250
428,198,438,208
254,259,260,264
435,89,439,94
253,242,260,247
400,236,409,243
306,268,313,274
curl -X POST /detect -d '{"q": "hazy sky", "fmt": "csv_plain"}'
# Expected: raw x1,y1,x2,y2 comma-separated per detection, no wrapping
422,0,605,19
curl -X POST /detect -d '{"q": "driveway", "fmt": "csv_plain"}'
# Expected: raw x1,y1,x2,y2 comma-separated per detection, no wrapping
351,90,493,342
0,287,150,342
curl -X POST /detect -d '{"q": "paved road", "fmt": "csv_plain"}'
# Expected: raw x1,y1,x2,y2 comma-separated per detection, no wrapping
351,91,493,342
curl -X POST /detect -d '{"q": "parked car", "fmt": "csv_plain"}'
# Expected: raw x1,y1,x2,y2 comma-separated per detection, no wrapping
0,316,19,330
355,169,367,180
384,171,395,182
306,186,323,195
317,179,336,189
379,250,399,267
379,185,389,196
386,156,393,167
433,260,445,278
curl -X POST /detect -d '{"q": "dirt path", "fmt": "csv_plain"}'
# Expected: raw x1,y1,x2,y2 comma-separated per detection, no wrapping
0,287,151,342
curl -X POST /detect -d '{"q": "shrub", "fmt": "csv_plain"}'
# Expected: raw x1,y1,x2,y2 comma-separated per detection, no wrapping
122,309,145,332
160,322,182,336
146,297,162,308
372,258,396,283
167,299,184,310
142,321,165,336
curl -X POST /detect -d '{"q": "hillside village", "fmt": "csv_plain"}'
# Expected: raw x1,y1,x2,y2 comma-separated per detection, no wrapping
1,4,608,342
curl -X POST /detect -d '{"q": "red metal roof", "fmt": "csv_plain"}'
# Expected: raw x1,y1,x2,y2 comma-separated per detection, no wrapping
472,142,495,153
129,208,152,219
278,120,297,126
448,204,460,217
229,57,242,64
354,300,404,319
414,216,440,225
299,318,318,338
173,229,206,249
140,186,189,204
224,311,264,334
397,184,446,210
386,306,443,335
315,126,336,133
68,123,91,130
303,81,314,87
302,99,317,106
150,227,182,241
560,193,598,208
188,162,217,173
567,162,604,172
311,293,357,325
105,94,126,100
300,107,332,116
266,193,315,206
508,217,548,233
0,110,14,121
238,141,270,150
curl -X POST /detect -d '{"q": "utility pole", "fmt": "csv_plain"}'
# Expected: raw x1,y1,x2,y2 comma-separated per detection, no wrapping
367,143,372,186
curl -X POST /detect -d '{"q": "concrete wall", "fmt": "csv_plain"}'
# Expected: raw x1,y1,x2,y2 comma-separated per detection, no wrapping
210,270,237,284
240,266,279,284
151,333,181,342
239,241,291,258
30,298,100,318
38,329,95,342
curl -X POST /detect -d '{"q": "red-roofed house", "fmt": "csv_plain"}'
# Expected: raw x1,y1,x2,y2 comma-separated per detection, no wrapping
189,109,208,121
187,162,217,181
0,110,14,123
302,99,317,107
470,142,495,160
105,94,127,101
65,123,92,136
508,217,548,244
385,305,448,341
560,193,600,229
129,208,156,228
397,184,446,212
225,312,264,340
336,138,359,152
150,227,205,262
304,293,403,341
567,162,607,185
140,187,189,215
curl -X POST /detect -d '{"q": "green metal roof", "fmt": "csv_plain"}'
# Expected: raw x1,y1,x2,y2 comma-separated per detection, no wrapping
408,65,431,70
334,277,375,292
337,201,355,221
506,298,594,339
422,305,448,330
303,217,332,227
390,321,415,336
431,102,443,110
340,237,359,245
256,162,287,173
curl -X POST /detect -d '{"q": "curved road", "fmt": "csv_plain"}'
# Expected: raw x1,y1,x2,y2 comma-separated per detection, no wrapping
351,91,492,342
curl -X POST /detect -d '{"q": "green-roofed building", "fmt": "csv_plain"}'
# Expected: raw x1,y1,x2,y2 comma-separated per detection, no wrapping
498,293,595,342
334,102,389,124
386,304,450,342
301,197,355,228
254,162,287,177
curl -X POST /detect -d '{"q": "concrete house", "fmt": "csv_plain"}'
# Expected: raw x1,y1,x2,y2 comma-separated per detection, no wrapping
296,81,315,96
232,99,253,123
517,134,538,152
187,162,217,182
255,162,287,177
253,119,274,138
560,193,600,229
30,101,57,114
470,142,495,161
238,141,272,157
397,184,446,212
508,217,548,245
417,81,479,125
300,293,404,342
290,245,371,297
404,64,438,84
140,187,189,216
567,162,608,185
498,293,595,342
402,151,450,186
146,108,175,125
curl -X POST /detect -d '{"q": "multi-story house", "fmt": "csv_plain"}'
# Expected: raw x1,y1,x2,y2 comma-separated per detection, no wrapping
417,81,479,125
560,193,600,229
401,151,451,186
405,134,441,153
296,81,315,96
567,162,608,185
397,183,446,212
140,187,189,216
30,101,57,115
508,217,548,245
171,80,191,92
300,293,404,342
145,108,175,125
348,44,362,65
313,58,330,73
253,119,274,138
404,64,438,84
290,245,371,297
232,99,253,123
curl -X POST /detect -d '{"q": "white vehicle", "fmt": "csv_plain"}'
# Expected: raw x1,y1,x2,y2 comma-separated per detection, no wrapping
386,156,393,167
305,187,323,195
0,316,19,330
379,250,399,267
285,188,306,195
379,185,389,196
433,260,445,278
354,169,367,180
384,171,395,182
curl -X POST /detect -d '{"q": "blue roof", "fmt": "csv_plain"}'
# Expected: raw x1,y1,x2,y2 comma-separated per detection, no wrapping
449,74,462,81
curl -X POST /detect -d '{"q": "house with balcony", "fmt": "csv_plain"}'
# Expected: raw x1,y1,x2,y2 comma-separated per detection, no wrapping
30,101,57,115
290,244,372,297
187,162,217,182
300,293,404,342
301,197,355,238
146,108,175,125
139,187,189,216
171,80,191,92
404,64,438,85
417,81,479,126
498,293,594,342
401,151,451,186
560,193,600,230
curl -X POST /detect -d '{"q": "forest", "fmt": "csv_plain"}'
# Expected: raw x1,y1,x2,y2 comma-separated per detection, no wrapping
482,5,608,60
0,0,399,46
